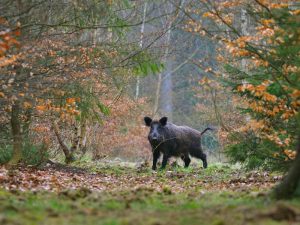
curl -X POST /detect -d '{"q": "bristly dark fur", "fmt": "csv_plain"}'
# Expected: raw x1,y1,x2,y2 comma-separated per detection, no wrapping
144,116,212,170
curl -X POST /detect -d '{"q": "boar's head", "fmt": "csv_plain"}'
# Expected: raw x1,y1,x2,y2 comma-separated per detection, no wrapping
144,116,168,144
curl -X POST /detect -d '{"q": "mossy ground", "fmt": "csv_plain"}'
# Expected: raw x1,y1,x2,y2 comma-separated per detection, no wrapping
0,162,299,225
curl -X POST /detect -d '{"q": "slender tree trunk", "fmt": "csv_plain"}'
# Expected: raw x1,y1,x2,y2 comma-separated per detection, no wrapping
241,9,248,70
22,109,32,140
47,0,53,24
159,2,174,119
70,123,79,153
53,121,75,163
274,135,300,199
78,120,87,156
160,59,173,120
153,0,185,117
153,25,171,116
8,102,23,166
153,72,162,116
135,2,148,100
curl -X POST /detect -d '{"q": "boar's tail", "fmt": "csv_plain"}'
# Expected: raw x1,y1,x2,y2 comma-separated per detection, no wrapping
200,127,213,135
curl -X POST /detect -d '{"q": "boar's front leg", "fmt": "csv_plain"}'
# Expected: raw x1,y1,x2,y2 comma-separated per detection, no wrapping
161,154,170,169
181,154,191,168
152,150,160,170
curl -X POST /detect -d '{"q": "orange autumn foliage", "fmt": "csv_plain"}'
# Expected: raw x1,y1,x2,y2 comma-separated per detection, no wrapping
186,0,299,167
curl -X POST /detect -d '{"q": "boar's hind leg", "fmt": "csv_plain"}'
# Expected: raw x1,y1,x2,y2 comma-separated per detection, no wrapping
161,154,170,169
191,151,207,169
181,155,191,168
152,150,160,170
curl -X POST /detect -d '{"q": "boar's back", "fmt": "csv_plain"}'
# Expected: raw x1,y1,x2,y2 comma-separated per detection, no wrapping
164,123,202,147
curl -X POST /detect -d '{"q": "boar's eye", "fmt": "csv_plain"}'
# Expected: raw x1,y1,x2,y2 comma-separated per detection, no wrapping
150,123,159,131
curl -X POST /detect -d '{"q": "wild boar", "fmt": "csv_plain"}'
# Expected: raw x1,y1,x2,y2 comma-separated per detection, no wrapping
144,116,212,170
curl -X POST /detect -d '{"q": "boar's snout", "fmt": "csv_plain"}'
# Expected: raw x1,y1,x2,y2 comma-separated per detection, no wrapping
148,132,162,143
149,133,158,140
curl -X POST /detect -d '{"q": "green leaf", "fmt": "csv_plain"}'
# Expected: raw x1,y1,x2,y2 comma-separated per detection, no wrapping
267,82,283,97
97,102,110,116
134,62,164,76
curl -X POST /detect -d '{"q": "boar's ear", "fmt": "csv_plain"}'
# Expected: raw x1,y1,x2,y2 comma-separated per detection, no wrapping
144,117,152,127
159,117,168,126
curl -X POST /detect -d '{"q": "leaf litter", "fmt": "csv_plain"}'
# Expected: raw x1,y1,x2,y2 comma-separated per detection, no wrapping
0,163,300,225
0,163,282,193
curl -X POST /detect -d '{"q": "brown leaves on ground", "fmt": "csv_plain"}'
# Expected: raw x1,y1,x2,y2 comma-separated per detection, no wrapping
0,164,282,194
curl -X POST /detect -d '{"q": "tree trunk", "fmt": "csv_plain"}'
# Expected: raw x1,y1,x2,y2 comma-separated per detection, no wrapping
52,121,75,163
153,72,162,116
70,123,79,153
8,102,23,166
160,59,173,120
78,120,88,157
22,108,32,140
153,22,172,117
274,135,300,199
153,0,185,118
241,9,248,70
135,2,148,100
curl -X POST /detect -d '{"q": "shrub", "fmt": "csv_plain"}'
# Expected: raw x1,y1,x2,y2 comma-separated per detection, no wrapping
225,132,293,171
22,141,49,166
0,144,13,165
0,142,49,166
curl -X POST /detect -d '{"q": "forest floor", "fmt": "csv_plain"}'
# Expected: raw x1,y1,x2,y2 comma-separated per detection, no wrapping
0,162,300,225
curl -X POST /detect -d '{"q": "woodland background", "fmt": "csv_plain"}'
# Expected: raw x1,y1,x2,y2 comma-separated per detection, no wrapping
0,0,300,203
